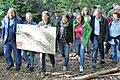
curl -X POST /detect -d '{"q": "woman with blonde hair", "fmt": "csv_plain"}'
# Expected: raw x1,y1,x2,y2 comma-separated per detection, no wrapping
81,7,92,57
81,7,91,22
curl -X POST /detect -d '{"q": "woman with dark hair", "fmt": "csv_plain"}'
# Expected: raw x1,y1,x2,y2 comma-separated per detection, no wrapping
38,11,55,78
107,12,120,62
73,15,85,72
57,14,73,71
1,8,22,70
73,7,81,18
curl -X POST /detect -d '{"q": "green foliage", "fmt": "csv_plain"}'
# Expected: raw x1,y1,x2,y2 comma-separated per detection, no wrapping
78,0,120,12
50,0,120,13
0,0,120,22
0,0,33,18
16,2,33,17
0,0,34,26
52,0,77,13
0,0,16,17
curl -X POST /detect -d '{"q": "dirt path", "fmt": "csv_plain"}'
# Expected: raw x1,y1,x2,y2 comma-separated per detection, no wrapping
0,53,120,80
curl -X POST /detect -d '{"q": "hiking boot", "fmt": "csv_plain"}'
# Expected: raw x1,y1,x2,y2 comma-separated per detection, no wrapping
99,60,105,65
6,64,14,70
16,67,21,71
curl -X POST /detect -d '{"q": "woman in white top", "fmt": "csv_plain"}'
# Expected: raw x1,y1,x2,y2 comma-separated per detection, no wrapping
109,12,120,62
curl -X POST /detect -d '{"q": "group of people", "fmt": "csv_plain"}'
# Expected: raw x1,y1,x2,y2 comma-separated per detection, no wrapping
1,3,120,78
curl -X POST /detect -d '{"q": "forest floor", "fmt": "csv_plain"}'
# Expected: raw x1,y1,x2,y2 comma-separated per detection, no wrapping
0,52,120,80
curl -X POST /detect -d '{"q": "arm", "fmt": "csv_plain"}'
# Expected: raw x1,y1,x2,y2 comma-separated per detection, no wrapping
104,19,109,42
67,24,73,43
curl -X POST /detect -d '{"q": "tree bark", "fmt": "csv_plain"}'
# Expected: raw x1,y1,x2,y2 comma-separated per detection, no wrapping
0,40,3,56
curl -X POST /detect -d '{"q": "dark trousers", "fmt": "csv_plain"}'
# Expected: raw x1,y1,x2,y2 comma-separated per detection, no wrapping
92,35,104,65
105,42,111,54
40,53,55,72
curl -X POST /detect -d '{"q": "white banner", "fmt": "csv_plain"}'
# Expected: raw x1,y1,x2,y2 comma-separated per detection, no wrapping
16,24,56,54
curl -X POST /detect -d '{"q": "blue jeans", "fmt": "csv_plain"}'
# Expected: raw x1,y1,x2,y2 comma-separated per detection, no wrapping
92,36,104,65
4,42,21,68
74,39,85,66
40,53,55,72
58,42,69,67
111,43,120,61
21,50,28,61
22,50,34,68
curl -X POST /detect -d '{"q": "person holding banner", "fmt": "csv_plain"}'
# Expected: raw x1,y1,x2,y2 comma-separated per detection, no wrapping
21,12,37,71
90,8,108,70
38,11,55,78
1,8,22,70
73,15,85,72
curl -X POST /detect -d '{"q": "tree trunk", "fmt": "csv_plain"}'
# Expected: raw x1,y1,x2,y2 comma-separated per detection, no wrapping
0,39,3,56
72,68,120,80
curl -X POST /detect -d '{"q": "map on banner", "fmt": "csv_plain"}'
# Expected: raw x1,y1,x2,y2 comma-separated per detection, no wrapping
16,24,56,54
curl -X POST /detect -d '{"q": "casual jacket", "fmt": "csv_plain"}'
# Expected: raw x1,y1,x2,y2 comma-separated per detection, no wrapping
58,22,73,44
90,16,108,43
1,16,21,44
107,20,120,44
24,21,37,25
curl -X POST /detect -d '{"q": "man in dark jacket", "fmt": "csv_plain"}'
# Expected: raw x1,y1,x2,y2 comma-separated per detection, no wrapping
1,8,22,70
90,8,108,70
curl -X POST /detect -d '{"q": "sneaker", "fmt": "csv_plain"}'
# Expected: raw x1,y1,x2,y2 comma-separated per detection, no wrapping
40,72,45,78
63,66,67,71
79,66,83,72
